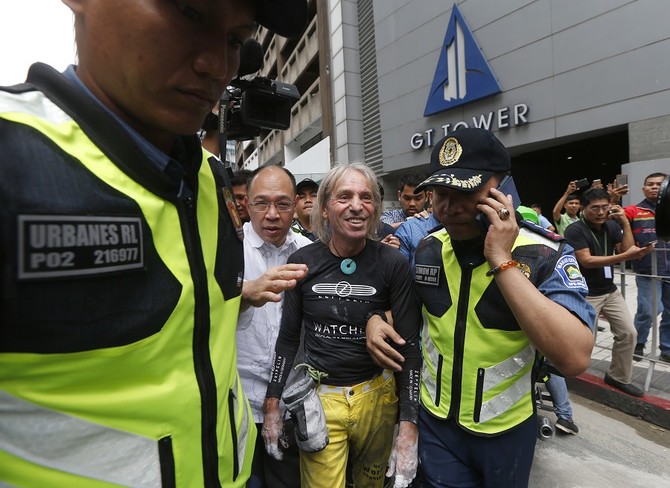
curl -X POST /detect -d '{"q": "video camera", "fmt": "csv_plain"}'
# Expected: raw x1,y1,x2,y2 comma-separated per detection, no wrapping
222,76,300,141
213,38,300,141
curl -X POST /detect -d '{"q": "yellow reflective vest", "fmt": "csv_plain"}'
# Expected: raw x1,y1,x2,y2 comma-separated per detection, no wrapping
415,226,565,435
0,64,254,487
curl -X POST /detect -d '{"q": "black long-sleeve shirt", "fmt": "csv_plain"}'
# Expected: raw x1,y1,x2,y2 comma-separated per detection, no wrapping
267,239,422,423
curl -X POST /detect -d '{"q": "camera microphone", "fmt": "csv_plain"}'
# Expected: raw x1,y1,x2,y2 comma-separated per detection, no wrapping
237,39,264,78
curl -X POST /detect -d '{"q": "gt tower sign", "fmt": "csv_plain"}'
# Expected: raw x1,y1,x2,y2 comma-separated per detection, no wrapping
424,4,501,116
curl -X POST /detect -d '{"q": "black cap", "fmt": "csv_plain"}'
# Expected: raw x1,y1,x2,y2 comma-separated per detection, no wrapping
296,178,319,192
257,0,308,38
415,128,511,193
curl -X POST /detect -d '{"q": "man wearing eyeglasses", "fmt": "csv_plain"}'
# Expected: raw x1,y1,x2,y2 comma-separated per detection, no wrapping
564,187,653,396
238,165,311,488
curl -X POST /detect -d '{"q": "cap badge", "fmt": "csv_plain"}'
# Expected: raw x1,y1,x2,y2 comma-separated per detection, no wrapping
439,137,463,167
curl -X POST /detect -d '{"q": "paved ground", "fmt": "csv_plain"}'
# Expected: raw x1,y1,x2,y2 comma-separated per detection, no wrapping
567,270,670,429
529,395,670,487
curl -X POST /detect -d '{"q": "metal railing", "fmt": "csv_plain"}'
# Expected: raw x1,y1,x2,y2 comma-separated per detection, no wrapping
612,248,668,392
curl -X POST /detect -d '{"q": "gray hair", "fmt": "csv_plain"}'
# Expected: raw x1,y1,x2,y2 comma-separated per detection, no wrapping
312,162,382,243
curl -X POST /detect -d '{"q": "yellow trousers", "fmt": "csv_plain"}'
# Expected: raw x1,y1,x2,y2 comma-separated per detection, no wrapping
300,371,398,488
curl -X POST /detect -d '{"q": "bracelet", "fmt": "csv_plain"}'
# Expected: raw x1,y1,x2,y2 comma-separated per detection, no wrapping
365,309,388,324
486,260,530,277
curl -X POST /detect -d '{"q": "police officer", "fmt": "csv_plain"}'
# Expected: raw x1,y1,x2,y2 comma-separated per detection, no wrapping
366,128,595,487
0,1,307,486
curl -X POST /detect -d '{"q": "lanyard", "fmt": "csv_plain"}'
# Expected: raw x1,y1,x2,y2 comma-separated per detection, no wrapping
581,218,608,256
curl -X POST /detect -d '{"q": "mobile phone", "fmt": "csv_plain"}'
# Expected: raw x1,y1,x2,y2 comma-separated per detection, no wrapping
476,175,521,231
592,179,602,187
575,178,589,189
616,174,628,187
497,175,521,209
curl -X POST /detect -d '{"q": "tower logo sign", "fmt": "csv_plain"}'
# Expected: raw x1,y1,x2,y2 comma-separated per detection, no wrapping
424,4,501,117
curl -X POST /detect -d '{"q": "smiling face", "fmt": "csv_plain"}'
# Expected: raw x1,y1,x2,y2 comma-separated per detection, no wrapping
247,166,296,247
432,177,499,241
64,0,256,153
323,170,376,250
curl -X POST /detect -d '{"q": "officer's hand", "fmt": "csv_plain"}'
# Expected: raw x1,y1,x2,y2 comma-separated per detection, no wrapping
241,263,308,311
366,312,404,372
479,187,518,266
262,398,285,461
386,421,419,488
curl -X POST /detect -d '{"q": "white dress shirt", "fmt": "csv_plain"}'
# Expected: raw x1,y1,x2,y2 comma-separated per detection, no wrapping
236,222,312,422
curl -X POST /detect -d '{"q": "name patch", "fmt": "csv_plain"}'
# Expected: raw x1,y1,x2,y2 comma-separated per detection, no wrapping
18,215,144,279
415,264,441,286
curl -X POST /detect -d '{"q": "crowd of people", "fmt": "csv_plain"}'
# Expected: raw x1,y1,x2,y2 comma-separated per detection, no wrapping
181,135,668,488
549,174,669,369
1,1,667,487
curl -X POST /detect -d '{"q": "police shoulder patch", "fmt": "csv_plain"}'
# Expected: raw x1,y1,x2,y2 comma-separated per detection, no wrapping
555,254,587,291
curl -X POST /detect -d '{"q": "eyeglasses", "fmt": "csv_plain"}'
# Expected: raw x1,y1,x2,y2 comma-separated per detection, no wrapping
586,204,611,213
248,201,295,213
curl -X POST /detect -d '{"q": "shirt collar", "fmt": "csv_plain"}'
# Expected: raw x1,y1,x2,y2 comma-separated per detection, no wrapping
244,222,299,253
63,65,171,171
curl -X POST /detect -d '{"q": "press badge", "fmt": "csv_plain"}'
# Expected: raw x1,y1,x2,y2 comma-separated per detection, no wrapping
604,266,612,279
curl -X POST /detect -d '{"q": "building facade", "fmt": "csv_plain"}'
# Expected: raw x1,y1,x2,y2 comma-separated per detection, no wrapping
240,1,670,208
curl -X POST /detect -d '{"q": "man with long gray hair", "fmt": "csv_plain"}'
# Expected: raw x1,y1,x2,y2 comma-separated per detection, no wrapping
263,163,422,488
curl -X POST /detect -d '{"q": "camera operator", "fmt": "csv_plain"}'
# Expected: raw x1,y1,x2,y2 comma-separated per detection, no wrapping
0,1,307,486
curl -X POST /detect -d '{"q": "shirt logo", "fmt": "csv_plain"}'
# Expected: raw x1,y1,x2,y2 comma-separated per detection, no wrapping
18,215,144,280
556,255,588,291
424,4,501,116
311,282,377,298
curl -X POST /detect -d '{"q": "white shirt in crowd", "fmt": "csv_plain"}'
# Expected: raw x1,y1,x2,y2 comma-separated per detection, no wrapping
236,222,313,423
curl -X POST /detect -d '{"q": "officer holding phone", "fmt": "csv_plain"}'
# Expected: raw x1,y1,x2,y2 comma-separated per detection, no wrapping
365,128,596,487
